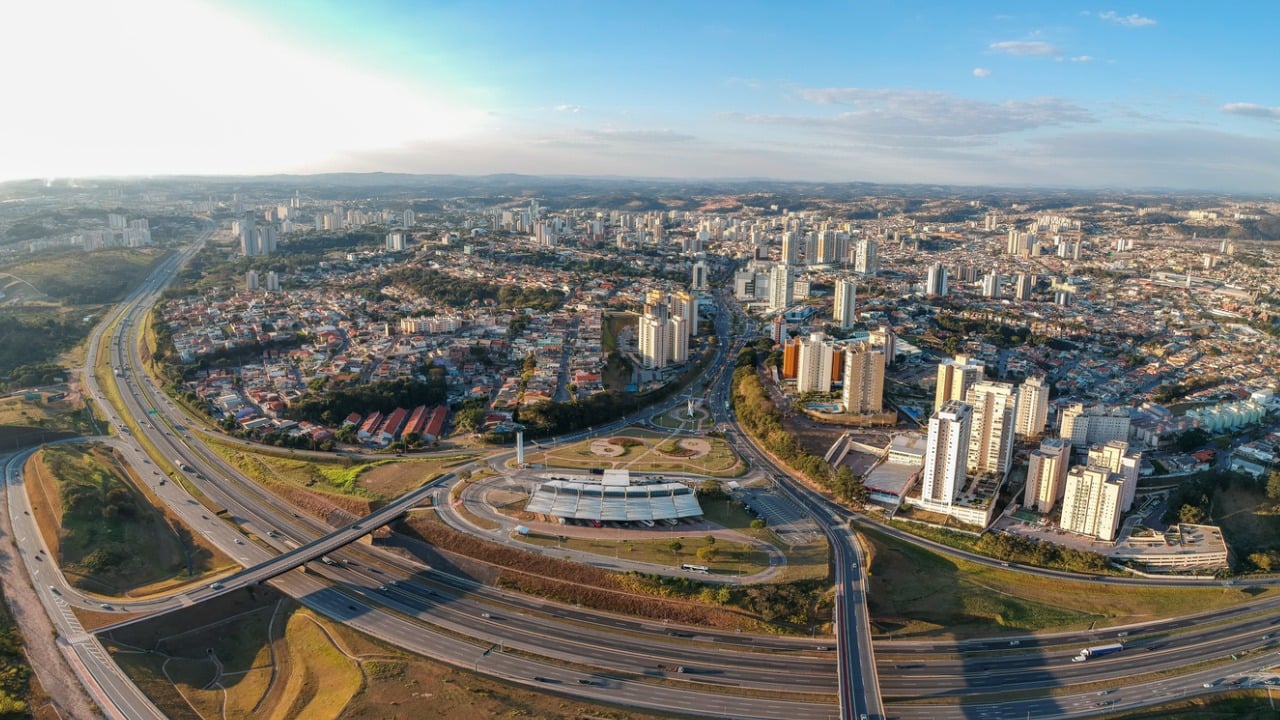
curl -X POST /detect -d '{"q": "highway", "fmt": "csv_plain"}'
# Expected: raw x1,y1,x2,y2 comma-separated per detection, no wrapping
14,233,1280,719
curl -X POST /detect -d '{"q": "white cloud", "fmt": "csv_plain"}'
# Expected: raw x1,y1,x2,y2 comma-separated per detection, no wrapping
734,88,1094,139
988,40,1061,57
554,104,583,113
973,67,992,78
1098,11,1157,27
1070,55,1094,62
1222,103,1280,121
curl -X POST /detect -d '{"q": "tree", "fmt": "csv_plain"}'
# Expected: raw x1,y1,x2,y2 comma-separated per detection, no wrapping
1178,504,1205,524
668,539,684,555
750,518,767,529
704,535,716,546
1267,471,1280,502
696,545,719,563
1248,552,1274,572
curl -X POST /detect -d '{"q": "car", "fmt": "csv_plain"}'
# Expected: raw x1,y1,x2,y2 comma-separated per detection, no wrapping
1203,680,1218,688
100,603,112,610
209,582,223,590
480,612,492,618
48,586,58,594
234,539,243,545
378,585,389,592
1009,640,1021,646
577,679,596,685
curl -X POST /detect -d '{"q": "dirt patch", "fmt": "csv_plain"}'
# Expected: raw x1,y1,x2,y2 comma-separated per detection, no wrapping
589,439,627,457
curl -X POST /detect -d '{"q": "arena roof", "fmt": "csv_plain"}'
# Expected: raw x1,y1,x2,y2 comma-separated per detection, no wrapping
524,478,703,522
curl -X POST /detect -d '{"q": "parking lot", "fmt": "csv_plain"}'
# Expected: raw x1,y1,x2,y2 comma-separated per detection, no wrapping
738,484,822,545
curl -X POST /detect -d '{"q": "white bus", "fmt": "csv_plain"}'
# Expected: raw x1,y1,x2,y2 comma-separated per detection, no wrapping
681,563,710,574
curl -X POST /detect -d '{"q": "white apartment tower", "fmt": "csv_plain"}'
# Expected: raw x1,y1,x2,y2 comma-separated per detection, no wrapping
638,305,670,370
265,271,281,293
1060,465,1124,542
855,237,878,276
922,401,973,505
1024,438,1071,513
1015,375,1050,439
934,355,984,412
1059,404,1132,447
691,260,709,291
926,262,948,297
768,264,793,313
833,278,857,330
385,231,407,251
795,333,836,393
965,381,1020,479
246,270,260,291
403,209,416,227
1088,440,1142,513
781,231,801,266
981,272,1000,298
842,342,885,414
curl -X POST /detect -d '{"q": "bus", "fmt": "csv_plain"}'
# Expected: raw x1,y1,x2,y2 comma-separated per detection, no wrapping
681,563,710,574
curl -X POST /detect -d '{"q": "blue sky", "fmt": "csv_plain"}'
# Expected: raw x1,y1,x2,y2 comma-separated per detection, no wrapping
3,0,1278,191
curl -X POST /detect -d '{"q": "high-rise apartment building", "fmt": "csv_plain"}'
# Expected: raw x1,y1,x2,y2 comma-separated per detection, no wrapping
934,355,984,412
855,237,878,276
637,304,670,370
922,401,973,505
1024,438,1071,513
1087,440,1141,512
385,231,406,251
842,342,884,414
1015,375,1050,438
1059,404,1132,447
965,381,1019,479
796,333,836,393
691,260,708,291
926,262,948,297
781,231,801,266
833,278,857,330
768,264,793,312
981,272,1000,298
403,209,416,227
1060,465,1124,541
1014,272,1035,301
246,270,259,291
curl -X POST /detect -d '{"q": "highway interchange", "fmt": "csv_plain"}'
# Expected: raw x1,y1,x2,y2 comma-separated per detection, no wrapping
3,234,1280,719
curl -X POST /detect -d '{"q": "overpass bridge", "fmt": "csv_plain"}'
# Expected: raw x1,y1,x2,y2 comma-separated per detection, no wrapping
94,477,443,635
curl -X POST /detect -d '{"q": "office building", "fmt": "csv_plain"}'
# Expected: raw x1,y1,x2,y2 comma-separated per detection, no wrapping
935,355,984,412
1024,438,1071,513
965,381,1019,479
833,278,857,329
1060,465,1124,542
921,401,973,506
842,342,885,414
1015,375,1050,438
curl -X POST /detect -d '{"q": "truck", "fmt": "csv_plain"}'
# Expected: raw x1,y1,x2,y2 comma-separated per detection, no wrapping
1074,643,1123,661
173,457,192,473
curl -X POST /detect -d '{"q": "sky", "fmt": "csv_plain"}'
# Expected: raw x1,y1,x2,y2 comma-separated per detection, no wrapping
2,0,1278,192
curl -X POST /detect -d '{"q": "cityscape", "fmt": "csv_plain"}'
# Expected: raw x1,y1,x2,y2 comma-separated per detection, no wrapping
2,2,1280,720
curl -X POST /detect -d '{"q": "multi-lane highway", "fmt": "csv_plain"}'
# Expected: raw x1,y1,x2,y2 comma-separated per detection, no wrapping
13,231,1280,720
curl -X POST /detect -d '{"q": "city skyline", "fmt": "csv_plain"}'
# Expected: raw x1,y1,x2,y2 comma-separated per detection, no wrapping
3,0,1278,192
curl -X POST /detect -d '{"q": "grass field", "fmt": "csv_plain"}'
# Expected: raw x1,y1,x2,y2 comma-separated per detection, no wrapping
517,529,771,577
206,439,470,502
701,493,830,582
863,527,1276,639
0,392,101,438
534,427,745,477
107,590,684,720
3,248,164,305
1213,485,1280,559
1108,690,1280,719
27,443,233,596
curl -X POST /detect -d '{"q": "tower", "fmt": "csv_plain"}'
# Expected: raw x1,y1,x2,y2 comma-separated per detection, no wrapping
855,237,878,276
965,381,1019,479
935,355,984,412
1024,438,1070,513
1015,375,1050,439
796,333,835,393
842,342,884,414
768,264,793,312
922,401,973,505
833,278,857,330
926,262,948,297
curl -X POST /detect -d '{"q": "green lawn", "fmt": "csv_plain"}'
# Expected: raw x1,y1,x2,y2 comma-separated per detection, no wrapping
515,530,770,578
